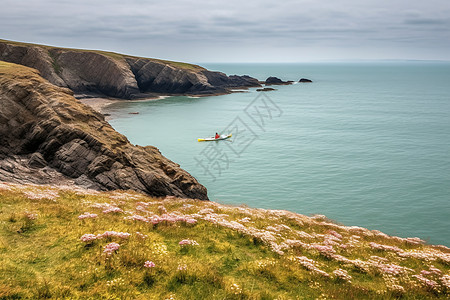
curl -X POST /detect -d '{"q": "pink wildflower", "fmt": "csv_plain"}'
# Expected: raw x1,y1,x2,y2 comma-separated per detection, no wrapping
136,232,148,239
369,242,402,253
377,263,409,276
429,265,442,275
186,218,197,224
144,261,155,268
158,205,167,214
404,237,425,245
179,239,199,246
413,274,438,289
135,205,148,212
25,212,38,220
78,212,98,220
80,234,97,243
296,256,329,277
23,190,59,200
102,206,123,214
311,244,336,256
125,214,148,222
332,268,352,282
327,230,343,240
98,231,130,239
103,242,120,255
441,274,450,289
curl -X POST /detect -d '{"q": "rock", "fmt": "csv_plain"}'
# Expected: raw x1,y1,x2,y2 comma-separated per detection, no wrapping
265,77,284,84
264,77,293,85
28,152,47,168
1,39,260,99
256,87,276,92
299,78,313,83
0,61,208,200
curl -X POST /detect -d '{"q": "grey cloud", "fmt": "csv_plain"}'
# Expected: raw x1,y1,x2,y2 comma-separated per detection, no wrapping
404,18,448,25
0,0,449,62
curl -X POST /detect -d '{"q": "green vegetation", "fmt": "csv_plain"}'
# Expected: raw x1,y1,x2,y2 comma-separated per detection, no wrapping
0,182,449,299
47,51,62,75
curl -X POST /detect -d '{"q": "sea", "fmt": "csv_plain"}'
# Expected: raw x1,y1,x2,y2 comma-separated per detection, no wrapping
105,61,450,246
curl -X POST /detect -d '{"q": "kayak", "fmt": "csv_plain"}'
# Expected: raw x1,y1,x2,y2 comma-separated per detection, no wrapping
198,134,232,142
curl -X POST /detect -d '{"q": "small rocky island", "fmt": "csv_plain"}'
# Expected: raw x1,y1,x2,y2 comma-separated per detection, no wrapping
264,76,293,85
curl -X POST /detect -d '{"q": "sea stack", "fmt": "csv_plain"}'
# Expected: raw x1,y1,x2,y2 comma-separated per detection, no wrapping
265,76,292,85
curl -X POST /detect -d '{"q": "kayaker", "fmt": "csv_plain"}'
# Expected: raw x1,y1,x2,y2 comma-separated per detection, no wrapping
215,133,220,139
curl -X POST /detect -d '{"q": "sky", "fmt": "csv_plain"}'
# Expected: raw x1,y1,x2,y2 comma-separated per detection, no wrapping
1,0,450,63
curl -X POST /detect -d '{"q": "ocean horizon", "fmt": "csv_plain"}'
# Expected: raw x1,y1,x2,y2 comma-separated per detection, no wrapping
105,61,450,246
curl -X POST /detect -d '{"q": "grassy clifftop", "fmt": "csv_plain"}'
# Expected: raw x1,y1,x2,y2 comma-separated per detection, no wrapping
0,39,205,71
1,39,261,98
0,182,448,299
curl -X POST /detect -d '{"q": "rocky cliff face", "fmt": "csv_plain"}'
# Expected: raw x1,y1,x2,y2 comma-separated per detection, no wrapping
0,61,208,199
0,40,260,98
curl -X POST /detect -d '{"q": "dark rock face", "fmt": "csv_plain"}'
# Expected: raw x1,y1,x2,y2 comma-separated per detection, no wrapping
0,62,208,199
0,40,260,99
55,50,141,98
256,87,276,92
299,78,313,83
264,77,292,86
265,77,284,84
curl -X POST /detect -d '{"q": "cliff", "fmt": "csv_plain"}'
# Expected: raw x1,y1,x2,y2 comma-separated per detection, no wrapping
0,182,448,299
0,39,261,98
0,61,208,199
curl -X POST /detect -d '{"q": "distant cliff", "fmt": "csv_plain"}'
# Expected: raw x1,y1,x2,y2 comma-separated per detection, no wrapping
0,39,260,99
0,61,208,199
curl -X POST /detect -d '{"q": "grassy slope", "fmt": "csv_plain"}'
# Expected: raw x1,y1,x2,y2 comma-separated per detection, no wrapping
0,39,205,71
0,61,38,77
0,182,448,299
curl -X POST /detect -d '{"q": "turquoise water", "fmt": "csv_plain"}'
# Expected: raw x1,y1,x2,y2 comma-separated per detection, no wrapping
106,62,450,246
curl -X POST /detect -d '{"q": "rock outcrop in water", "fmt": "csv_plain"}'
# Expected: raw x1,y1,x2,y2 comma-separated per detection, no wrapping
299,78,313,83
264,76,293,85
256,87,276,92
0,39,261,99
0,61,208,199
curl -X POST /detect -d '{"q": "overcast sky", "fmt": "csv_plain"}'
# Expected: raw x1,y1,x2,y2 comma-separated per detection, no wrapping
1,0,450,63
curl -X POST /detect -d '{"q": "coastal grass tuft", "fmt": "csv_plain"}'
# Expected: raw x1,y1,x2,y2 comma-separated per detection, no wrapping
0,181,449,299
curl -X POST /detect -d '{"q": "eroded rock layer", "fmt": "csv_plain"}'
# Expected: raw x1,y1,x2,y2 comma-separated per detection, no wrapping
0,62,208,199
0,40,260,98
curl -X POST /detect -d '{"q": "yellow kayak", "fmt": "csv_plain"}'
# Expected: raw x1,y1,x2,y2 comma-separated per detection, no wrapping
198,134,232,142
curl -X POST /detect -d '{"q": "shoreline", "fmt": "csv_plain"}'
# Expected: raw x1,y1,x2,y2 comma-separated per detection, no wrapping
77,88,254,115
78,95,171,116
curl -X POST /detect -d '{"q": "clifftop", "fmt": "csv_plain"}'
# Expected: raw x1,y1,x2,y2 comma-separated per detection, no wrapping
0,39,261,99
0,181,449,299
0,61,208,199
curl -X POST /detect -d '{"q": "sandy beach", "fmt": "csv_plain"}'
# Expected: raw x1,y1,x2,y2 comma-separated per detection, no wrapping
78,96,170,117
78,97,119,114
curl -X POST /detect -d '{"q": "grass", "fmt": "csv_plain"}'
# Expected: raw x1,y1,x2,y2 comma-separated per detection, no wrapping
0,61,40,77
0,39,205,71
0,181,449,299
